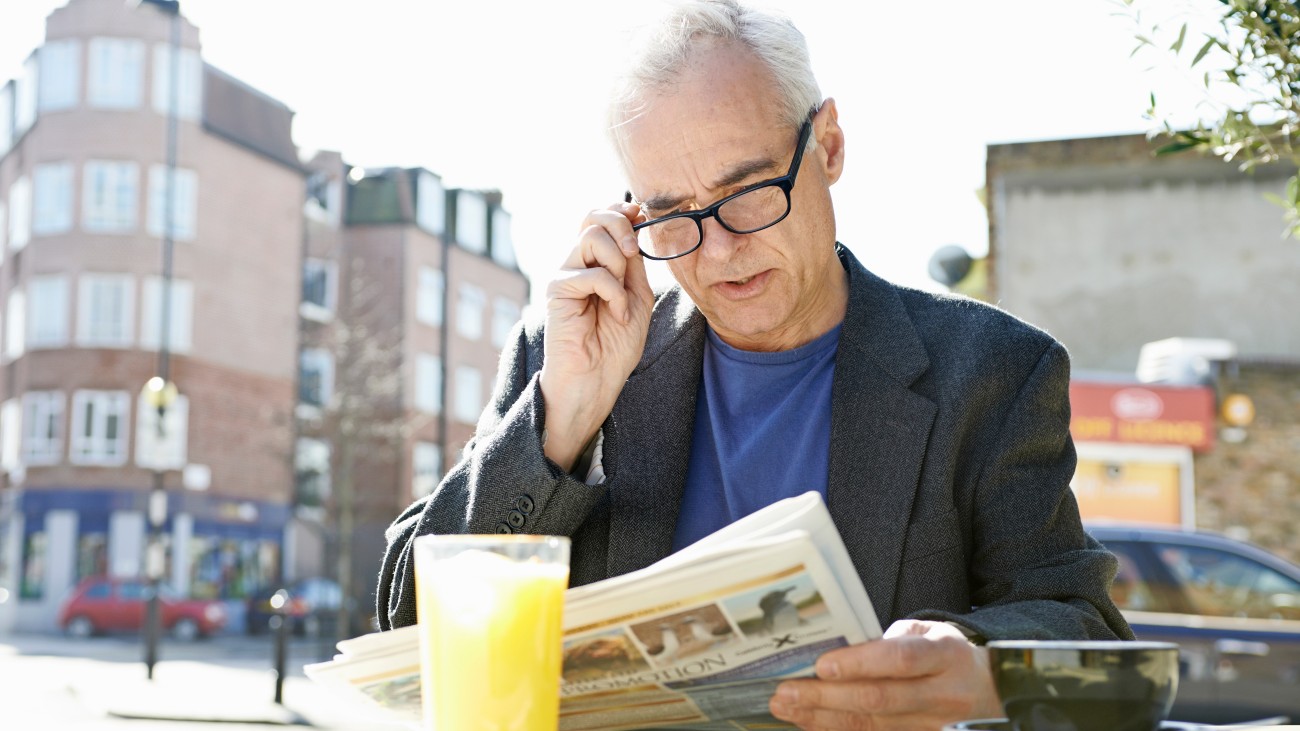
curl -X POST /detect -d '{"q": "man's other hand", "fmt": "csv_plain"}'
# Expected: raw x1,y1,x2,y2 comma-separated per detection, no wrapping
769,619,1002,731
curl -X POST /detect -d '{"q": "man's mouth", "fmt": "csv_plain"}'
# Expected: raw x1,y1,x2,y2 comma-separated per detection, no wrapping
729,275,755,286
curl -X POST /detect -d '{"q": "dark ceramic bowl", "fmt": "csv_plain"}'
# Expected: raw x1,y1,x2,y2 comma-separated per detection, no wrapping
984,640,1179,731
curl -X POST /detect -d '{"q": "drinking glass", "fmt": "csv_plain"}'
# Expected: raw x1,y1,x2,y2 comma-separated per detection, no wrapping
414,534,570,731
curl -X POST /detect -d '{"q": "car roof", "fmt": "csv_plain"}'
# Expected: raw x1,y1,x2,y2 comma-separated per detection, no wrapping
1085,522,1300,578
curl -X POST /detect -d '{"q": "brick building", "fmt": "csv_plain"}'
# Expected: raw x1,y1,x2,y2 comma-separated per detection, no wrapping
0,0,528,634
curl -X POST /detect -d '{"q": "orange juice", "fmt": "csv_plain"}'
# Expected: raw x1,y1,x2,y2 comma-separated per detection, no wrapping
415,539,570,731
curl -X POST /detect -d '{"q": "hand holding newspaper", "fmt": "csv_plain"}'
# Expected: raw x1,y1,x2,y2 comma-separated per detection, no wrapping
305,491,882,731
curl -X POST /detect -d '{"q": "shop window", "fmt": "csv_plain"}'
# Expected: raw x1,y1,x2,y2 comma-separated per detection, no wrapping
76,533,108,581
20,530,46,600
188,536,278,600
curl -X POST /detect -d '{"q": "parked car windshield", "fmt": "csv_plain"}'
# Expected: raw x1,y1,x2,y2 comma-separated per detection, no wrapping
1153,543,1300,620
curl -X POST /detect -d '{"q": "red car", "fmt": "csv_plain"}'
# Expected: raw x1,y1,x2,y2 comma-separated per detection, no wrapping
57,576,227,641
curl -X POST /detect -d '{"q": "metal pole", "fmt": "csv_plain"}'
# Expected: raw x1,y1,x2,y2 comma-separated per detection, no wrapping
142,2,180,680
272,589,289,704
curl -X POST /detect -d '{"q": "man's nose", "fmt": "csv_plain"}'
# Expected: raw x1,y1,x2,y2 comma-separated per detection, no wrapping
698,216,745,262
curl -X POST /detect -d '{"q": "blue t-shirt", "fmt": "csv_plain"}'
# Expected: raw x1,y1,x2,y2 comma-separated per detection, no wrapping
670,324,841,551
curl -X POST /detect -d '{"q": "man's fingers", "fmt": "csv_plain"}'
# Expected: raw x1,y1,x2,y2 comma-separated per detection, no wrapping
546,267,630,324
815,635,960,681
573,223,630,284
565,207,639,268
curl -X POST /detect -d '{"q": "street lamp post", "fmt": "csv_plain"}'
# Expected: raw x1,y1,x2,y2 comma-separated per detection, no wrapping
141,377,178,680
133,0,182,681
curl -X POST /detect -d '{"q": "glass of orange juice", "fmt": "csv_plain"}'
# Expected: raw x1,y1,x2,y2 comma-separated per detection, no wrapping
413,534,570,731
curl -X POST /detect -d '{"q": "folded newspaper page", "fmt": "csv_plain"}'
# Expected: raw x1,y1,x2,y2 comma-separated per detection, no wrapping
305,491,881,731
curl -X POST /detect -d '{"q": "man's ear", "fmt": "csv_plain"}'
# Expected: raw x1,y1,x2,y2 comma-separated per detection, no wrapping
814,97,845,186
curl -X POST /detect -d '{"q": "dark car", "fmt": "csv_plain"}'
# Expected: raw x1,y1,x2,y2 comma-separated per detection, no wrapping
57,576,227,641
1088,524,1300,725
246,577,342,637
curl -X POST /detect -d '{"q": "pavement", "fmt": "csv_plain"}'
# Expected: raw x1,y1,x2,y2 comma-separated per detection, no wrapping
0,631,412,730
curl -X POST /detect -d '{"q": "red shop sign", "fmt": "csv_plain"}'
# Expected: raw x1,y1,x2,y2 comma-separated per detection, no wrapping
1069,381,1216,452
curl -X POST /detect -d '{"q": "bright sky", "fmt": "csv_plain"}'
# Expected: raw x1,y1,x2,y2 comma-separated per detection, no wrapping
1,0,1224,309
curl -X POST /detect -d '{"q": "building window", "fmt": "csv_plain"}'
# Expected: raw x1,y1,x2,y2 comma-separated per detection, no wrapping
151,43,202,120
456,283,485,340
490,207,517,269
83,161,138,232
301,258,336,319
0,84,13,156
88,38,144,109
147,165,198,240
5,289,25,361
76,532,108,582
135,392,188,470
416,171,445,235
454,365,483,425
28,276,70,348
304,172,341,226
299,348,334,408
39,39,80,112
454,191,487,254
1,399,21,474
415,353,442,414
22,391,65,466
69,390,130,466
32,162,75,236
8,176,31,251
412,441,442,499
15,56,38,137
417,267,444,326
77,274,135,347
295,438,331,507
0,202,7,250
491,297,522,349
20,530,46,600
140,277,193,353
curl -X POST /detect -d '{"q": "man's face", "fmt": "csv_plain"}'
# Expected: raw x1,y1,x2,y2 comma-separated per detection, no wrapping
622,40,846,352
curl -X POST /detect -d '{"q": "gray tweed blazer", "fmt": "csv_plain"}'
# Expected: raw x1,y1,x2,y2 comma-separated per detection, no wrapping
377,245,1132,643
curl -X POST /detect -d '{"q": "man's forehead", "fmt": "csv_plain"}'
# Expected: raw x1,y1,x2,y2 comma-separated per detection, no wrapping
624,116,788,209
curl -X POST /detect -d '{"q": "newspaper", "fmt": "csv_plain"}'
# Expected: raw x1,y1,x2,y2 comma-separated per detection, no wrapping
305,491,882,731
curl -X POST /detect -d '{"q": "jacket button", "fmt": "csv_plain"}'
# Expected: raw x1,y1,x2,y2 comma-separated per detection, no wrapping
507,510,526,529
495,523,513,534
516,495,535,514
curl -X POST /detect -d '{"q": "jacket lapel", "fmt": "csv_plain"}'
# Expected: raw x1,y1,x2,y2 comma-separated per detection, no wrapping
602,290,706,578
828,246,937,631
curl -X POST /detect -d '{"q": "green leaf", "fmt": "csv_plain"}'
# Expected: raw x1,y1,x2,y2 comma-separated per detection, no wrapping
1171,23,1188,53
1155,140,1203,155
1192,37,1216,66
1288,175,1300,205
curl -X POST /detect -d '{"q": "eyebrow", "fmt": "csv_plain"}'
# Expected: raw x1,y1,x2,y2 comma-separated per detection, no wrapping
640,155,781,214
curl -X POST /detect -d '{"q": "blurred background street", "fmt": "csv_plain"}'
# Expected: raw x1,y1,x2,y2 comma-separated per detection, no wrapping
1,631,404,730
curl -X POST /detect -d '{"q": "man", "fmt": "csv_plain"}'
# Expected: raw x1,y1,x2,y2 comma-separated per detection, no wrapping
378,1,1131,728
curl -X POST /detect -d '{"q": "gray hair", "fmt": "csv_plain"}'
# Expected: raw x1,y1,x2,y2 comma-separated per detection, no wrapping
607,0,822,166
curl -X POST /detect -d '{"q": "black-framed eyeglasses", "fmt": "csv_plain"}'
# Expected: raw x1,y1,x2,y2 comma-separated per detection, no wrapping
627,112,815,261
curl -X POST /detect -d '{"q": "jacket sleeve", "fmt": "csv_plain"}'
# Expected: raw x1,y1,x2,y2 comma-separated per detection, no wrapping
375,320,608,630
909,341,1134,642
